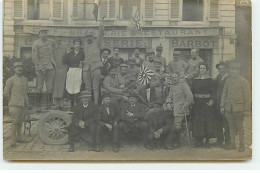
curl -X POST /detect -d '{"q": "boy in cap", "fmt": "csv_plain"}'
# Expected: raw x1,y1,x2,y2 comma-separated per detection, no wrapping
67,90,98,152
96,93,120,152
220,60,251,152
4,62,29,147
32,29,56,112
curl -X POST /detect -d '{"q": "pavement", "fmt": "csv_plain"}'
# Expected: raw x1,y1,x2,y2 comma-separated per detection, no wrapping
2,105,252,161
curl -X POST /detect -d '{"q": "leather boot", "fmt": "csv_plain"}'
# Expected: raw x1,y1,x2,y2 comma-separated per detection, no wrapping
69,144,75,152
174,130,181,148
36,93,42,113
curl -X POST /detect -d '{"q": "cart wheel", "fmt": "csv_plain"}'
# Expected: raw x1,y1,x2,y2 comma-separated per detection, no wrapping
37,111,72,145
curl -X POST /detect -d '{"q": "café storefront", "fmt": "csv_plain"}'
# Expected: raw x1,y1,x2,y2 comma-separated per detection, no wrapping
15,26,223,76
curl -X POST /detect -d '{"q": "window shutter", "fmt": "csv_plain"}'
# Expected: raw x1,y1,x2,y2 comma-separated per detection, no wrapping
52,0,63,20
72,0,79,19
209,0,219,21
145,0,153,19
170,0,180,20
99,0,108,19
13,0,24,19
109,0,115,19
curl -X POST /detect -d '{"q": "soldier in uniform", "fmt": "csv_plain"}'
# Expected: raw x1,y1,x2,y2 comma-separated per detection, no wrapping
149,59,165,106
155,44,167,71
67,91,98,152
118,92,149,149
96,93,120,152
32,29,56,112
166,73,193,148
168,50,187,75
4,62,29,147
143,48,156,71
132,47,144,68
184,49,204,82
127,57,140,81
82,16,105,105
146,101,176,150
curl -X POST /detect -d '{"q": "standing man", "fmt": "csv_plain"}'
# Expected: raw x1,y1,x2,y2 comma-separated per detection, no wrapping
132,47,144,68
100,48,112,77
143,49,156,71
168,51,187,75
155,44,167,71
32,29,56,112
82,16,105,105
220,60,251,152
184,48,204,82
96,93,120,152
4,62,29,147
67,90,98,152
215,61,230,147
165,73,193,148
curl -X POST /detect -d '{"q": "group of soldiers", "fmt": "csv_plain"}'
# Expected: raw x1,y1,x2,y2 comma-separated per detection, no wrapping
3,17,251,153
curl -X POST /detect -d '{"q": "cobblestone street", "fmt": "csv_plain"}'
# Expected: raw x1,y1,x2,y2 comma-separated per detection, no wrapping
3,109,252,161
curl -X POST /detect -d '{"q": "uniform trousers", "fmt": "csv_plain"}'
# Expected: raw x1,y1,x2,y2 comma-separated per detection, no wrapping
9,106,26,145
96,124,119,144
83,68,101,92
174,116,185,130
36,69,55,93
225,111,244,146
67,123,96,145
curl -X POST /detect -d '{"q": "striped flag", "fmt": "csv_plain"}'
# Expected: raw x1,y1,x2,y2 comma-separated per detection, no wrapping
138,65,154,85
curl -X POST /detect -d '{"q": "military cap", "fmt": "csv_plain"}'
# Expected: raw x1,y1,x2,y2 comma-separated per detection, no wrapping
128,91,138,98
101,48,111,55
14,62,23,68
101,92,111,100
120,64,128,68
38,29,48,34
173,51,181,55
79,90,92,99
156,44,163,51
146,48,154,55
216,61,229,69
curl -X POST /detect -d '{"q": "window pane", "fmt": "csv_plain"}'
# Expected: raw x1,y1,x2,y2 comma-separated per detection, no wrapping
119,0,140,20
27,0,50,20
183,0,203,21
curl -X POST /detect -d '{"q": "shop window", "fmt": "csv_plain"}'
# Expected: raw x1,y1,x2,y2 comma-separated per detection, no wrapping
182,0,203,21
119,0,140,20
27,0,50,20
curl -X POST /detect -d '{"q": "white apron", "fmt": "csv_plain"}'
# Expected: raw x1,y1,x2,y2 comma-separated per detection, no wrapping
66,68,82,94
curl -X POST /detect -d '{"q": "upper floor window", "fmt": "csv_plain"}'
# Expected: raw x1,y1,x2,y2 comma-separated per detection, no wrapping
77,0,96,20
182,0,204,21
119,0,140,20
27,0,50,20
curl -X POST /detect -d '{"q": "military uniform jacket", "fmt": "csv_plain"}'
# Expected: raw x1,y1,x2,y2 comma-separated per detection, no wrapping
32,38,56,70
155,55,167,68
220,76,251,112
185,56,204,79
97,104,120,127
72,101,98,127
4,75,29,107
166,82,193,116
168,59,187,74
120,102,147,123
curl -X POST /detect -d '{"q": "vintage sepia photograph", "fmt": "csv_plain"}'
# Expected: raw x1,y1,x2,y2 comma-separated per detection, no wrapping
2,0,252,161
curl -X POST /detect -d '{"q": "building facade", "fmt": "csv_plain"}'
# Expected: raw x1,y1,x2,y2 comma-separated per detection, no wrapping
3,0,237,77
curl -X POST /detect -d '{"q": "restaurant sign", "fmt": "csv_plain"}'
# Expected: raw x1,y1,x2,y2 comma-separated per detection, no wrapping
171,37,218,49
23,26,220,38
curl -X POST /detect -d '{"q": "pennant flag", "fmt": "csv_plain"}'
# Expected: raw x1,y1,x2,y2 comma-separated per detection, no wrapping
132,11,142,31
138,65,154,85
93,0,100,21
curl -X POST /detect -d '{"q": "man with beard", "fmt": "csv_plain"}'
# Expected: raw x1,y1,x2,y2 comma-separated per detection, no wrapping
4,62,30,147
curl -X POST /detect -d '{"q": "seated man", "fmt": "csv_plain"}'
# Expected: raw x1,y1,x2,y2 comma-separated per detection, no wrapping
146,101,176,150
67,90,98,152
96,93,120,152
118,92,149,149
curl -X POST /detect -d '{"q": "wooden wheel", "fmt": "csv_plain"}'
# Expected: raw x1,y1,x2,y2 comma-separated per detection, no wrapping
37,111,72,145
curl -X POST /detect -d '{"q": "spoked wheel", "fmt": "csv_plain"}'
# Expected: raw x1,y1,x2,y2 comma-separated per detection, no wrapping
37,111,72,145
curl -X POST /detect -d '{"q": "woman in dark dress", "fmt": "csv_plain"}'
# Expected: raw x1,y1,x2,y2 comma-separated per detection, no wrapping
191,62,216,148
63,40,85,110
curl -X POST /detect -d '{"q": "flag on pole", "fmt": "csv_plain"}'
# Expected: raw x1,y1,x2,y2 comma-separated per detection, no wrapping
138,65,154,85
132,11,142,31
93,0,100,21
